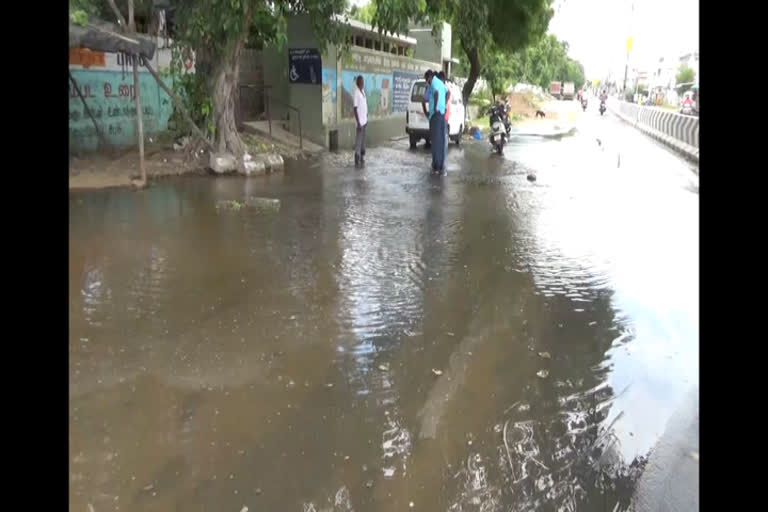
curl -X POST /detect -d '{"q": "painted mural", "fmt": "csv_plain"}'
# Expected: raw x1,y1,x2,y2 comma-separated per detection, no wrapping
69,47,178,152
341,70,393,120
322,67,337,126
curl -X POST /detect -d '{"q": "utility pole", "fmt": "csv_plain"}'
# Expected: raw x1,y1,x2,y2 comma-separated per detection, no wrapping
623,0,634,93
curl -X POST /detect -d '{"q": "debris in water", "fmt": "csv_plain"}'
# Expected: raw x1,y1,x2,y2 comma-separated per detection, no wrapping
431,369,443,376
87,504,95,512
446,332,455,336
409,501,415,508
527,174,537,182
143,484,154,491
344,455,350,461
240,508,249,512
215,197,281,212
325,383,334,388
378,364,389,372
216,200,245,211
365,480,374,489
383,467,395,477
536,370,549,378
538,352,551,359
245,197,281,211
255,488,262,495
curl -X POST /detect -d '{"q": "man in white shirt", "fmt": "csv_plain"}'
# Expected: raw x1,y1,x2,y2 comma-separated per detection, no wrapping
353,75,368,168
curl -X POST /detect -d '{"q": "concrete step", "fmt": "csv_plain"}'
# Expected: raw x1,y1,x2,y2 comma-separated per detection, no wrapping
241,121,325,154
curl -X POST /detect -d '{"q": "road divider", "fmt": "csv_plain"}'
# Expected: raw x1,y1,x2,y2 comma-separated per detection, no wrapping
608,100,699,164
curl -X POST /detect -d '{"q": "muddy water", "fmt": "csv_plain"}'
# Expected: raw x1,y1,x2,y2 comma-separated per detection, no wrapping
70,115,698,512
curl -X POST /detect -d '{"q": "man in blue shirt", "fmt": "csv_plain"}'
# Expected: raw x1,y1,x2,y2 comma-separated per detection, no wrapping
421,70,447,173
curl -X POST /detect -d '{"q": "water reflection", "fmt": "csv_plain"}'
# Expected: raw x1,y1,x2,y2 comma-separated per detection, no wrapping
70,119,697,512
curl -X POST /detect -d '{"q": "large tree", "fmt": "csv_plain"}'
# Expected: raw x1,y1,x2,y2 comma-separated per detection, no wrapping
169,0,349,168
441,0,554,104
501,34,585,92
482,46,515,99
349,1,377,23
367,0,553,103
676,64,695,93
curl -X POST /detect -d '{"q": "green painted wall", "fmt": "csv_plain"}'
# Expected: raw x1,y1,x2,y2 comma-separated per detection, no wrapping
69,69,174,153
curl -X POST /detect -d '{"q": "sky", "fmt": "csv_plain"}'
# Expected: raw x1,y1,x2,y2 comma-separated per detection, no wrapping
350,0,699,80
547,0,699,80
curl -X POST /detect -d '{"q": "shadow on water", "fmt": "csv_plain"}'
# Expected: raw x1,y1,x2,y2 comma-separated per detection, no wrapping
70,123,696,512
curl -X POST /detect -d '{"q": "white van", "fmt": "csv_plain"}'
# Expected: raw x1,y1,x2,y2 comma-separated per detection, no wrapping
405,79,466,149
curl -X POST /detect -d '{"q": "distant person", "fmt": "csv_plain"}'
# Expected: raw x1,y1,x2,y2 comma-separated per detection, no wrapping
422,70,447,173
353,75,367,168
438,71,450,156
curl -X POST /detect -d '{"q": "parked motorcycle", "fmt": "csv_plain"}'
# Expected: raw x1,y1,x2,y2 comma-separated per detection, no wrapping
488,103,508,155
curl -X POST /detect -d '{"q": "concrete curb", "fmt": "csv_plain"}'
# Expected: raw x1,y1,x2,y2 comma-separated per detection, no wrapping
608,105,699,165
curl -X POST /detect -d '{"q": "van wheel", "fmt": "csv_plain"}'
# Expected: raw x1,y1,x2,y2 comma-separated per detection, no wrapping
455,126,462,145
409,134,418,149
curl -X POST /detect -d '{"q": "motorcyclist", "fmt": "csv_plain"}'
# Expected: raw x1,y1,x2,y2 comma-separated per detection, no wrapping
599,89,608,104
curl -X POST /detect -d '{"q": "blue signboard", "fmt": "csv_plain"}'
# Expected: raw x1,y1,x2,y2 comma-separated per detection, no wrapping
288,48,322,85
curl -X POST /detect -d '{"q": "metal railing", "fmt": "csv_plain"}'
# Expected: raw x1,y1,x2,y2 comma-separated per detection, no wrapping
238,84,303,150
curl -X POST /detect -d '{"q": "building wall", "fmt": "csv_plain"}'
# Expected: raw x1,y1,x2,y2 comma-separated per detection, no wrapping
407,28,441,65
258,15,440,149
285,16,326,146
69,41,180,153
329,47,438,149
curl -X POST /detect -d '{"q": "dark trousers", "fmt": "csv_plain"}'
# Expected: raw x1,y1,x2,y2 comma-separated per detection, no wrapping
430,114,446,171
355,124,366,157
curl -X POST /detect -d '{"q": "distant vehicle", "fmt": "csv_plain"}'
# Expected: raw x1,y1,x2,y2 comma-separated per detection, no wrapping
549,81,562,99
680,90,695,116
563,82,575,100
406,79,466,149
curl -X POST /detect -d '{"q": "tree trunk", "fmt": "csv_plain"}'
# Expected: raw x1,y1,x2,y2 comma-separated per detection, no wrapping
209,7,253,172
461,41,481,106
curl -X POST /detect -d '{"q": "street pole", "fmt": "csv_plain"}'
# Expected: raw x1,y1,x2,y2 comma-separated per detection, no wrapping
623,59,628,94
623,0,634,94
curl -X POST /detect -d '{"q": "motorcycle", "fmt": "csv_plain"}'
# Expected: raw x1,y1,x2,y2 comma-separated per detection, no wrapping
581,97,588,111
499,101,512,135
599,100,606,116
488,103,508,155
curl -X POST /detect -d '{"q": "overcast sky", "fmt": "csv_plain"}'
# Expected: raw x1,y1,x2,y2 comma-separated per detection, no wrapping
548,0,699,79
350,0,699,80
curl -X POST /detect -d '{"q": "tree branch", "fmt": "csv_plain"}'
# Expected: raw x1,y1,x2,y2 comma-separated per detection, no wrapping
105,0,127,30
127,0,136,33
141,57,215,151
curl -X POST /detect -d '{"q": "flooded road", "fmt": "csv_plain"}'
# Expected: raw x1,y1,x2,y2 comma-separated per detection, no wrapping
70,111,698,512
